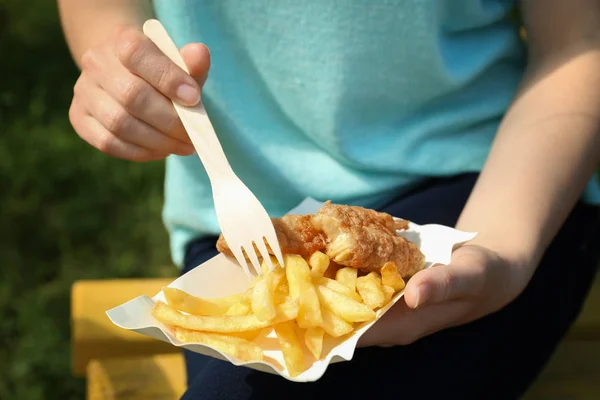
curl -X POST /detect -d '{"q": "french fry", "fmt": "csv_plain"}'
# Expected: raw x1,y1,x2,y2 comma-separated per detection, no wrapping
316,285,376,323
308,251,330,279
381,262,406,291
158,248,411,377
320,309,354,337
304,327,324,359
335,267,358,291
317,277,362,302
285,254,323,328
296,280,323,328
251,275,277,321
382,285,395,304
276,297,300,319
228,329,263,341
172,327,263,362
273,291,290,305
152,300,298,333
285,255,311,299
356,272,385,309
260,257,286,290
276,282,289,296
270,268,286,291
225,301,251,316
163,287,243,316
274,321,306,377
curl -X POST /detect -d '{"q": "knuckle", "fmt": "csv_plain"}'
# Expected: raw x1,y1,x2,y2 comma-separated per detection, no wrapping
164,111,183,135
68,102,81,128
104,107,129,133
73,74,87,97
118,79,144,108
155,62,177,91
439,269,456,301
96,132,116,154
80,49,97,70
116,28,143,67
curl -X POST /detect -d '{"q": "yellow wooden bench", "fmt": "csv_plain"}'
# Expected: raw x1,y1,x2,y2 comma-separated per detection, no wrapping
72,276,600,399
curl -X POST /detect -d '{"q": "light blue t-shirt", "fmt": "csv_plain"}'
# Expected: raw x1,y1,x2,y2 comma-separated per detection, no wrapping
153,0,600,266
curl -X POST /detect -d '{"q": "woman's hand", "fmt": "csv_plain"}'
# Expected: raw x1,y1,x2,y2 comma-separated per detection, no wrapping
358,244,532,347
69,26,210,161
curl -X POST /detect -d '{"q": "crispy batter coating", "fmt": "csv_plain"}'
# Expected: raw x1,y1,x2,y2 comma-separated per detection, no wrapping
216,214,326,259
216,202,424,277
312,202,425,277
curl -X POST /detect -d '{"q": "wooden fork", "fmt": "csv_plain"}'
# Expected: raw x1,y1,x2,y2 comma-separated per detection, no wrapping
143,19,284,277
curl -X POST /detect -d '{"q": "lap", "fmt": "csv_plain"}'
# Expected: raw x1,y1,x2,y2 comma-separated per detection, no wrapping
180,173,600,400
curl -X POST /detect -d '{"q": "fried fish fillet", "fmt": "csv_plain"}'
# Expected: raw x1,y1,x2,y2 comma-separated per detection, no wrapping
216,202,424,278
216,214,327,260
312,202,425,277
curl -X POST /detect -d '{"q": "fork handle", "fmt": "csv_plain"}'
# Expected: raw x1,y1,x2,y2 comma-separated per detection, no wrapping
143,19,234,182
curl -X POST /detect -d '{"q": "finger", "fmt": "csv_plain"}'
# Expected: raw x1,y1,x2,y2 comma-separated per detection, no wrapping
75,74,196,157
180,43,211,86
115,27,202,106
69,101,166,162
84,52,191,144
358,299,471,347
404,261,485,309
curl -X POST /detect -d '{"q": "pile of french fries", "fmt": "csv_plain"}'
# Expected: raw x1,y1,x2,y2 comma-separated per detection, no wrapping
152,251,406,377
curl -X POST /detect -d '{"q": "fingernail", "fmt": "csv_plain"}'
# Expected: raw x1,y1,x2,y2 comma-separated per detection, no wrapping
176,84,200,105
414,284,432,309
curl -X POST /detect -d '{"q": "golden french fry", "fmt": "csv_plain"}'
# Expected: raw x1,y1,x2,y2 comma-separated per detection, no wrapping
316,285,376,323
304,327,324,359
297,280,323,328
172,327,263,362
381,262,406,291
228,329,263,341
382,285,395,304
274,321,306,377
320,309,354,337
260,257,286,291
356,272,385,309
260,255,283,275
251,275,277,321
261,260,270,276
285,254,311,299
163,287,243,316
308,251,330,279
273,291,290,305
276,297,300,320
276,282,289,296
152,300,297,333
317,277,362,302
225,301,251,316
285,254,323,328
335,267,358,291
270,268,286,291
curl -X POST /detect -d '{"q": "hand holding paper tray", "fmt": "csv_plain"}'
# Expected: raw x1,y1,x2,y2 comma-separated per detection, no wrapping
106,198,476,382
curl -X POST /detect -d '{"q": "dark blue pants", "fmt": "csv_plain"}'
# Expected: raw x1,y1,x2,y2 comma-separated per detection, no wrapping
180,173,600,400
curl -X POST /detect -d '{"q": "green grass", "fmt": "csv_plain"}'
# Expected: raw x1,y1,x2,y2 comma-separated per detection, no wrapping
0,1,176,398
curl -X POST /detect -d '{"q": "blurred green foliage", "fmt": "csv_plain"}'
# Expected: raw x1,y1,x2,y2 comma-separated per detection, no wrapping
0,1,176,398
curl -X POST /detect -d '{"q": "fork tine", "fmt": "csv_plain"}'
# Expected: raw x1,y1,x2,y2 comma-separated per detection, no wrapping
264,230,285,269
229,245,253,278
255,238,275,272
244,243,262,276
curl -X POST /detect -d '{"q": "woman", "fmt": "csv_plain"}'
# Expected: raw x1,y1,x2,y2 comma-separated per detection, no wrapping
59,0,600,398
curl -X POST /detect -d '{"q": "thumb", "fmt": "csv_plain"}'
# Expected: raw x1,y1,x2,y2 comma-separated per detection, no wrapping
404,253,485,309
180,43,211,87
